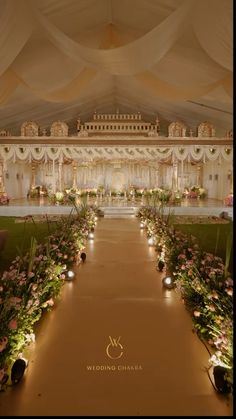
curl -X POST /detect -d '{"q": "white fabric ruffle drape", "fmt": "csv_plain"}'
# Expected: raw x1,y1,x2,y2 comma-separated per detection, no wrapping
0,144,232,164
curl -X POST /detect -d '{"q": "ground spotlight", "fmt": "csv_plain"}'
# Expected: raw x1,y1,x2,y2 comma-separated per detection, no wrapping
11,358,28,384
157,259,165,272
80,252,86,262
213,366,231,394
162,276,175,289
140,222,144,229
148,237,155,246
66,270,75,280
88,232,94,239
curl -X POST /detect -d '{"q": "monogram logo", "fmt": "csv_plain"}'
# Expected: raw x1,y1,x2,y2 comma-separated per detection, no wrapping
106,336,123,359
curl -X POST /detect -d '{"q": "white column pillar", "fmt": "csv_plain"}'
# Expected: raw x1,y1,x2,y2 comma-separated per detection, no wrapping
155,163,159,188
181,159,184,192
0,160,5,194
149,166,152,188
52,160,56,193
172,160,178,191
58,161,63,191
228,170,233,193
30,163,36,190
72,161,78,189
196,165,202,187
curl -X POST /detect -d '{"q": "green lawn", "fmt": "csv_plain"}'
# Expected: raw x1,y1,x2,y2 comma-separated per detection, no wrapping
0,217,57,273
0,217,233,275
174,222,233,273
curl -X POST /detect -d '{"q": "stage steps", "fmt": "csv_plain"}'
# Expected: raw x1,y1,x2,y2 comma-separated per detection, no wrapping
101,206,138,218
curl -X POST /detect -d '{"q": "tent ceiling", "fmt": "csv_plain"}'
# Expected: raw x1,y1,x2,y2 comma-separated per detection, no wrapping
0,0,233,136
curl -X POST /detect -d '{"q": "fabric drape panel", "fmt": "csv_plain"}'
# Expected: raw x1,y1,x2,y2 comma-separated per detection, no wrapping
29,0,195,76
11,36,85,91
24,67,97,102
135,72,233,101
0,0,33,77
221,75,233,98
0,0,232,132
0,67,97,104
0,69,20,104
193,0,233,71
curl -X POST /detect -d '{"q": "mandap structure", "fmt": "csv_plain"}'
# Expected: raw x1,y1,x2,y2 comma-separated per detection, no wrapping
0,112,233,202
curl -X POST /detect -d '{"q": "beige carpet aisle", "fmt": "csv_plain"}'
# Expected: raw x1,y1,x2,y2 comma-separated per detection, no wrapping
0,218,232,416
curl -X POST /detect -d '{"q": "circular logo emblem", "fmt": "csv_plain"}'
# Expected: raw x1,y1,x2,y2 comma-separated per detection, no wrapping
106,336,123,359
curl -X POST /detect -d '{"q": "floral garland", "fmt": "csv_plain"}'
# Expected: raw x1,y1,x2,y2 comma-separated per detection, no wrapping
224,193,233,207
0,205,98,389
137,206,233,394
0,194,10,205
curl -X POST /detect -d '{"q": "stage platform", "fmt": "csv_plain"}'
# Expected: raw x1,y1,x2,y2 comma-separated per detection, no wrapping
0,198,233,219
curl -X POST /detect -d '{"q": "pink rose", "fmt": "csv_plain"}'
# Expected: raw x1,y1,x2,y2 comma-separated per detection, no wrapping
8,319,17,330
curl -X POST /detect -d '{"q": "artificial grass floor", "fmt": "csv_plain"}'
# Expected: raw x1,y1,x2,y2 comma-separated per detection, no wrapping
0,217,57,273
174,222,233,273
0,216,233,274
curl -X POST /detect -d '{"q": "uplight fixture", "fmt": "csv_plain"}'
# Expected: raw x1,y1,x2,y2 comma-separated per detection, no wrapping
66,270,75,280
88,232,94,239
162,276,175,289
11,357,28,384
148,237,154,246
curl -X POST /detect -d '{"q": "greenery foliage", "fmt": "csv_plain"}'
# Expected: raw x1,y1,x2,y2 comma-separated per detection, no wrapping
137,206,233,394
0,205,98,390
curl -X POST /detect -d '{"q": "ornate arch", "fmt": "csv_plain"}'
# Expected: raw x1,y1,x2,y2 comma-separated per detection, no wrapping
197,121,215,137
50,121,68,137
168,121,187,137
21,121,39,137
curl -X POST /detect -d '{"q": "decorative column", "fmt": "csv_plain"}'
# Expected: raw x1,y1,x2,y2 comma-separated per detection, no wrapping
52,160,56,193
228,170,233,193
172,160,178,191
0,160,5,194
30,163,36,190
180,159,184,192
155,163,159,188
72,161,78,189
149,166,152,188
58,160,63,192
196,165,202,187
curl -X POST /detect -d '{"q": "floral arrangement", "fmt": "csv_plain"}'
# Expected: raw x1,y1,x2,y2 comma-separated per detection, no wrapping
170,190,182,204
85,189,98,197
0,205,97,390
137,207,233,394
0,194,10,205
184,186,207,199
224,194,233,207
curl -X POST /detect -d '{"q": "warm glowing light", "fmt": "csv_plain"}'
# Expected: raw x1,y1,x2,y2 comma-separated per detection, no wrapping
88,232,94,239
148,237,154,246
162,276,175,289
95,216,98,221
140,222,144,229
66,270,75,280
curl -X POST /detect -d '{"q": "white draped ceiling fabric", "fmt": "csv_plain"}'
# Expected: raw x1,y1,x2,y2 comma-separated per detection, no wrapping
0,0,233,135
